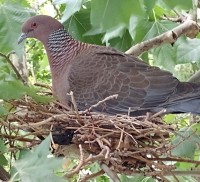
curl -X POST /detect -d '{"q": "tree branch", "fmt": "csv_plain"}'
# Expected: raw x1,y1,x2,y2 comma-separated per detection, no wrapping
125,16,199,56
0,52,26,84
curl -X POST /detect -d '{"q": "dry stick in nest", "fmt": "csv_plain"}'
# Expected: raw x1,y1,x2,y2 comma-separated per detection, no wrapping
64,144,106,179
7,97,200,179
79,169,105,182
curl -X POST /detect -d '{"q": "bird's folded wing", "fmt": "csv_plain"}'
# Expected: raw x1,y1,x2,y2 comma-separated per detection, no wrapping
68,49,179,114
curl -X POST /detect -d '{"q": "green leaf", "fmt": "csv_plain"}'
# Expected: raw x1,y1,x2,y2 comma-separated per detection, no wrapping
158,0,193,10
163,114,177,124
191,123,200,135
0,3,35,54
0,0,30,7
152,44,176,72
64,3,103,45
102,24,126,45
175,37,200,64
143,0,157,15
24,86,54,104
144,20,177,40
13,136,65,182
90,0,145,31
0,80,26,100
0,79,53,103
0,155,8,166
0,139,7,153
175,161,194,170
129,19,177,43
0,105,8,115
54,0,84,22
171,127,200,158
109,30,133,52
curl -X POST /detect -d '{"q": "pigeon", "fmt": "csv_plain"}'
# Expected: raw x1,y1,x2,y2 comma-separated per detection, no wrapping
18,15,200,116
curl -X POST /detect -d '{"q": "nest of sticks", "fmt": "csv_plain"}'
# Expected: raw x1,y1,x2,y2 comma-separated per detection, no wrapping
1,93,197,181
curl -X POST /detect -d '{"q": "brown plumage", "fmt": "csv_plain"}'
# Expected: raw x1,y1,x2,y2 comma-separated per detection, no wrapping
18,15,200,116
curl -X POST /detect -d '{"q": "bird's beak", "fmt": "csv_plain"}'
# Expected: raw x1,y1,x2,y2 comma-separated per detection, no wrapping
18,33,28,44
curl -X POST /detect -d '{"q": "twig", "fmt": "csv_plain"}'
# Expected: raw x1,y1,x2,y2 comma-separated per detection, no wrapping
96,138,110,159
67,91,83,126
100,163,120,182
0,133,39,143
79,169,105,182
65,146,106,178
116,127,124,150
34,82,52,90
125,17,199,56
64,144,84,179
149,170,200,177
18,114,68,127
149,157,200,165
0,52,26,84
49,0,61,19
85,94,118,112
150,109,166,118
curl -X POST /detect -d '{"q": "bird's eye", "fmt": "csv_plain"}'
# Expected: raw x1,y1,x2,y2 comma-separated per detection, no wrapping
31,22,37,28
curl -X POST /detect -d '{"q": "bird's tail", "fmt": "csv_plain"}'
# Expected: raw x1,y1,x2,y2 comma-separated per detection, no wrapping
163,82,200,115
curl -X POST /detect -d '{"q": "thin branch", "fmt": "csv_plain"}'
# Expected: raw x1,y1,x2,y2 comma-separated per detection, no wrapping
64,144,84,179
49,0,61,19
0,52,26,84
79,170,105,182
0,133,39,143
149,157,200,165
19,114,68,127
154,170,200,177
34,82,52,90
100,163,120,182
126,17,199,56
85,94,118,113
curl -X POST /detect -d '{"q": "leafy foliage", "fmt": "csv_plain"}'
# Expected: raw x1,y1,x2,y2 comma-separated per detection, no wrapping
13,136,65,182
0,0,200,182
0,2,34,54
171,126,200,158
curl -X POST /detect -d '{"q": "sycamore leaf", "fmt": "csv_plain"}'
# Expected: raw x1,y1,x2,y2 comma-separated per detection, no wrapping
171,127,200,158
0,80,53,103
64,3,103,45
90,0,145,32
152,44,176,72
0,3,34,54
158,0,192,10
175,37,200,64
102,24,126,45
13,136,65,182
54,0,84,23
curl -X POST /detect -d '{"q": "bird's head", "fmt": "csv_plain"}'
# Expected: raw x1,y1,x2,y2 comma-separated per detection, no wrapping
18,15,64,45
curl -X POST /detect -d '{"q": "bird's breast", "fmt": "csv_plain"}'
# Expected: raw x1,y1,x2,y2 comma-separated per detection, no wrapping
51,64,72,106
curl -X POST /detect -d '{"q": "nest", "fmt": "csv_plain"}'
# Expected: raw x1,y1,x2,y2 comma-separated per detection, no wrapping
1,96,197,181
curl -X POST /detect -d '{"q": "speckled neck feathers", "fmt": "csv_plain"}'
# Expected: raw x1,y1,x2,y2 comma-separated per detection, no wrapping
47,28,87,72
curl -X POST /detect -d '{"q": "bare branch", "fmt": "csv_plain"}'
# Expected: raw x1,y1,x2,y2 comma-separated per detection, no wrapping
126,17,199,56
85,94,118,113
79,170,105,182
100,163,120,182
